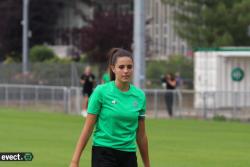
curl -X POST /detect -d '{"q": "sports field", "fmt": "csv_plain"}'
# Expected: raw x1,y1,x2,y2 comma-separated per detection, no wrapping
0,107,250,167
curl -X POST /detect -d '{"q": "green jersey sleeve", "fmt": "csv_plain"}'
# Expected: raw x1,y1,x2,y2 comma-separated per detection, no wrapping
87,86,102,115
139,92,146,117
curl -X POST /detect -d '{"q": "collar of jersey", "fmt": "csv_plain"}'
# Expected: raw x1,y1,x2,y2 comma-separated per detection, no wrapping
112,81,132,95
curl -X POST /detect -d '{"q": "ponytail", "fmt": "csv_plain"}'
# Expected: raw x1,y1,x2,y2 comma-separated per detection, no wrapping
108,48,119,81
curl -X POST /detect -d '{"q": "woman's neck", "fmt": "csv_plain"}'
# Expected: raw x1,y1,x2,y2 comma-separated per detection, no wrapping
115,80,129,92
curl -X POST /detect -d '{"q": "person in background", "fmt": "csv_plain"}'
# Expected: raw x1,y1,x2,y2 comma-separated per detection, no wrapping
101,67,110,84
70,48,150,167
175,72,183,111
80,66,95,117
175,72,183,89
162,73,176,117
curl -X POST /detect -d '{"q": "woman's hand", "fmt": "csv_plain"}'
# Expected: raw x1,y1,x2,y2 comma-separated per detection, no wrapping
69,161,79,167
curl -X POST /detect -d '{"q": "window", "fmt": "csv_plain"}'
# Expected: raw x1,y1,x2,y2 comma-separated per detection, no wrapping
155,26,159,35
172,45,176,53
155,38,159,54
164,25,168,34
155,1,159,24
165,4,168,24
164,37,168,54
181,45,185,55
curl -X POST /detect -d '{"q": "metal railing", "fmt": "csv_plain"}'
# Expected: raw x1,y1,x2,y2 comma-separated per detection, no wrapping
0,84,81,114
145,89,250,119
1,84,250,120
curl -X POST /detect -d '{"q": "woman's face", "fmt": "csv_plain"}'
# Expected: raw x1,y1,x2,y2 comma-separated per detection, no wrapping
84,66,91,75
112,56,133,84
166,74,170,79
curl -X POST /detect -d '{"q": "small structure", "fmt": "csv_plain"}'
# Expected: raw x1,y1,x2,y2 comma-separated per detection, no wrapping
49,45,81,59
194,47,250,109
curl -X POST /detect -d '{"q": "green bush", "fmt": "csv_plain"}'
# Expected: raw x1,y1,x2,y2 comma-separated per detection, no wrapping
29,45,56,62
146,60,167,88
213,115,227,121
3,52,22,63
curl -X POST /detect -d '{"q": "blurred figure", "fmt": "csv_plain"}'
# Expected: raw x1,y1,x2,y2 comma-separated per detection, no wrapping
101,68,110,84
80,66,95,117
175,72,183,110
175,72,183,89
162,73,176,117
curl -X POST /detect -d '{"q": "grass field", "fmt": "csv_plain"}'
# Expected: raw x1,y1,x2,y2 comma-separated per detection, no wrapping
1,107,250,167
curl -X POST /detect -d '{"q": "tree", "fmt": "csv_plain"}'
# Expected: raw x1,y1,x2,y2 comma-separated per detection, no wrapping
0,0,133,62
0,0,22,61
29,0,65,46
79,11,133,63
162,0,250,48
0,0,66,61
146,55,193,88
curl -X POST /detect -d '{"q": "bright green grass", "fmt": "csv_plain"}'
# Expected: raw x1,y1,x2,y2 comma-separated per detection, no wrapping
1,107,250,167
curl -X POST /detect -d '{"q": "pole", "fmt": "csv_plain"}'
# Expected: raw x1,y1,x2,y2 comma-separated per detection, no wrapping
22,0,29,74
133,0,145,88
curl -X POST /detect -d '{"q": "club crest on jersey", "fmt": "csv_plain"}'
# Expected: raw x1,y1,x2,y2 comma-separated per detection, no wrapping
133,101,138,107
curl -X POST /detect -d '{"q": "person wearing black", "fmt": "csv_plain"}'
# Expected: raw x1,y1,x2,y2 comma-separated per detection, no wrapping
162,73,176,117
80,66,95,117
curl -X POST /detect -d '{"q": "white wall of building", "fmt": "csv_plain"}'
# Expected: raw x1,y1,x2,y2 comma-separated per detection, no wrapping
194,49,250,108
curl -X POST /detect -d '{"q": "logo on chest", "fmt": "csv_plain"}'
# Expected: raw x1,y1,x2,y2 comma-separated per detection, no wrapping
133,101,138,108
110,99,138,108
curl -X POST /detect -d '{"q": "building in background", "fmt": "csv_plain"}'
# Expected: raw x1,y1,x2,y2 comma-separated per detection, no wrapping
54,0,188,59
53,0,133,58
93,0,133,14
194,48,250,109
55,1,93,45
145,0,189,59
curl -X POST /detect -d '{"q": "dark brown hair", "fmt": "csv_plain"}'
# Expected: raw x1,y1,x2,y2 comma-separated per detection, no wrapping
166,73,175,81
108,48,133,81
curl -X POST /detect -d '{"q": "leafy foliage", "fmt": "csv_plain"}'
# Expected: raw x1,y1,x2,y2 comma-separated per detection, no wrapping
0,0,22,61
29,0,65,46
79,12,133,63
146,55,193,88
29,45,56,62
163,0,250,48
0,0,65,61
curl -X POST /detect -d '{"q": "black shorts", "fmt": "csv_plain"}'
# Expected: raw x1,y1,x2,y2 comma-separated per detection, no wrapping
82,90,92,97
92,146,137,167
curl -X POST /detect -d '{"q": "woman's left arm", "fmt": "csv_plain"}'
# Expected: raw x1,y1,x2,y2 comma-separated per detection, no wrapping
136,118,150,167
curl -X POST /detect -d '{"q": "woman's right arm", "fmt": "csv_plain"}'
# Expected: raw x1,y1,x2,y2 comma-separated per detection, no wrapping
70,114,97,167
167,79,176,87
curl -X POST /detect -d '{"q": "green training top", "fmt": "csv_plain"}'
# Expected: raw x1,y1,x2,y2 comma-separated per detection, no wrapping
87,81,146,152
102,73,110,83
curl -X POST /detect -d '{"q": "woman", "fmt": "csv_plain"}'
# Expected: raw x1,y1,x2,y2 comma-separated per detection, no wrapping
80,66,96,117
70,48,150,167
101,68,110,84
163,73,176,117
